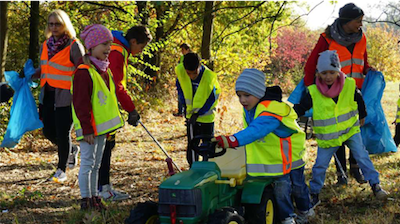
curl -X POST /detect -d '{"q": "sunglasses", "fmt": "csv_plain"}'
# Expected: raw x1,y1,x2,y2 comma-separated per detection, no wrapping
48,22,62,28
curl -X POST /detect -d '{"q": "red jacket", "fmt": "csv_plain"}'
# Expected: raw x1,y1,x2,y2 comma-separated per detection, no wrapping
304,34,371,87
109,37,135,112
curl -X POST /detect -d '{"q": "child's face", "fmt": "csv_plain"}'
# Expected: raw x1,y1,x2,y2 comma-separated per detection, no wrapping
186,67,200,80
237,91,260,111
48,16,65,39
91,41,112,61
181,48,190,55
318,70,339,85
129,39,148,56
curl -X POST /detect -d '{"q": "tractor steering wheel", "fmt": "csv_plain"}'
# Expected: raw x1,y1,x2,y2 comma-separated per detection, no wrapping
190,135,227,161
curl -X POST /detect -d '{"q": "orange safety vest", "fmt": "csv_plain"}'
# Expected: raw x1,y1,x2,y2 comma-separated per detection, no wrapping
321,33,367,89
40,39,76,90
110,43,128,89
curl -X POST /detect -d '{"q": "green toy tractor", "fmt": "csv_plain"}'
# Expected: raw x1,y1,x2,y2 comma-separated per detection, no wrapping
125,136,277,224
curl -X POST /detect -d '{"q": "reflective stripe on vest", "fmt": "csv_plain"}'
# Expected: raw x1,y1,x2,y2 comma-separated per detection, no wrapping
322,33,366,89
396,98,400,123
71,64,124,140
308,77,360,148
175,63,221,123
244,100,306,177
40,39,76,89
111,43,129,89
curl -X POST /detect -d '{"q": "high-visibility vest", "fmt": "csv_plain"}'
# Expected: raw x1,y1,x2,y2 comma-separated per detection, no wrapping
110,43,129,89
308,78,360,148
175,63,221,123
179,55,184,64
71,64,124,141
40,39,77,90
396,98,400,123
321,33,367,89
244,100,306,177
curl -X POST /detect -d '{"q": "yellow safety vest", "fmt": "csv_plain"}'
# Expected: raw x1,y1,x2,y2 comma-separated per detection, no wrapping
175,63,221,123
110,43,129,89
71,64,124,141
308,78,360,148
396,98,400,123
244,100,306,177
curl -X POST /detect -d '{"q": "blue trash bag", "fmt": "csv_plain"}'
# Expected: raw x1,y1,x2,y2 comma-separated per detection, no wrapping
1,59,43,148
360,70,397,154
288,78,313,117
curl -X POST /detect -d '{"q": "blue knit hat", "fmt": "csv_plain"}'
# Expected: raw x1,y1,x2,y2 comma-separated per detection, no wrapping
235,69,266,99
317,50,341,73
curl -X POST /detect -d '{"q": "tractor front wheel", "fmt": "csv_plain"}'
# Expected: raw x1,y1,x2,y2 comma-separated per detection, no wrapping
125,201,159,224
207,209,245,224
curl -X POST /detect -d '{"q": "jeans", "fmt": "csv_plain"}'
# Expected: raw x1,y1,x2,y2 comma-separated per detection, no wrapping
290,167,311,212
79,135,106,198
273,174,296,221
310,133,380,194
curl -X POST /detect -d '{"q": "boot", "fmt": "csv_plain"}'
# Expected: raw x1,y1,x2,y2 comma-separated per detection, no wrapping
336,172,348,186
80,198,91,211
91,196,107,211
350,165,367,184
310,193,321,209
372,184,389,200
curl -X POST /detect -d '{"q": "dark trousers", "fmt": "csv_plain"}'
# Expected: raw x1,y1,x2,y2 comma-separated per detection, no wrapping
186,121,214,166
98,133,116,187
394,124,400,147
334,144,357,174
41,91,73,172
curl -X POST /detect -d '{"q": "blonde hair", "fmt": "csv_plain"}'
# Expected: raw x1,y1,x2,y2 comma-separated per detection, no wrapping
45,9,76,39
82,54,92,66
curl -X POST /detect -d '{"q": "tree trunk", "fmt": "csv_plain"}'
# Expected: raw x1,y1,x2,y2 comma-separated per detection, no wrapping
136,1,148,25
29,1,40,68
0,1,9,81
201,1,215,70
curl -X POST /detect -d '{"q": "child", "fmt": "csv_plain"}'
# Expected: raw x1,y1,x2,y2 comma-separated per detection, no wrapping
176,53,220,166
294,50,388,208
213,69,312,224
98,25,153,201
72,24,124,210
174,43,192,117
393,89,400,147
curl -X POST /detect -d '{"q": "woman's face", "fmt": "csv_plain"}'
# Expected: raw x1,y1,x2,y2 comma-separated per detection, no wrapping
48,16,65,39
343,16,363,34
91,41,112,61
318,70,340,85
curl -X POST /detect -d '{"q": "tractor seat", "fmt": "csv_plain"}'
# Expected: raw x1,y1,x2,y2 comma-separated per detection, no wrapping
210,146,247,185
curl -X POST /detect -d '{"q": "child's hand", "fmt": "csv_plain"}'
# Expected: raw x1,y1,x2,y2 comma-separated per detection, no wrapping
84,134,94,145
211,135,239,149
360,118,365,127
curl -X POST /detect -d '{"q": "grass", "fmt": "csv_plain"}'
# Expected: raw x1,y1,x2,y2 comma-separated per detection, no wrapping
0,81,399,223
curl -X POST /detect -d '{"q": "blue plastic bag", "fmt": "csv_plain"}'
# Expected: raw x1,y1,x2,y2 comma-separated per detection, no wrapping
360,70,397,154
288,78,313,117
1,59,43,148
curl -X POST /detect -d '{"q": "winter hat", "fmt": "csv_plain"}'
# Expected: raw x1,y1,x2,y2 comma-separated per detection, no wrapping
317,50,341,73
80,24,113,50
338,3,364,25
235,68,266,99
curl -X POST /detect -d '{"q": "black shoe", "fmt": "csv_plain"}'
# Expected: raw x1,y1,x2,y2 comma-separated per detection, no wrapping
311,193,321,209
350,167,367,184
336,173,348,186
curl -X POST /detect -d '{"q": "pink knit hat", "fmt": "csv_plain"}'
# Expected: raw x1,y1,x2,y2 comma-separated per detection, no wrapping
80,24,113,50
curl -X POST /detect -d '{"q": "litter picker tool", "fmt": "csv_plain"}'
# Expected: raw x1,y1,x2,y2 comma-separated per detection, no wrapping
139,120,181,174
333,153,347,179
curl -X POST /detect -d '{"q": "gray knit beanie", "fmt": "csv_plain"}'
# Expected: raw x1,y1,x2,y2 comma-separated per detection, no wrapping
317,50,341,73
235,68,266,99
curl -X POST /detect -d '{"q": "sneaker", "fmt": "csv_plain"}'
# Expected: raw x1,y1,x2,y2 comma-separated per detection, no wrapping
49,168,67,183
281,217,296,224
67,145,80,169
350,167,367,184
372,184,389,200
311,193,321,209
336,173,348,186
100,184,130,201
296,208,315,224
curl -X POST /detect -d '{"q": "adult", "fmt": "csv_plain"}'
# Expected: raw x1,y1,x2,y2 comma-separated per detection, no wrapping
303,3,374,185
175,53,221,166
33,9,84,182
98,26,153,201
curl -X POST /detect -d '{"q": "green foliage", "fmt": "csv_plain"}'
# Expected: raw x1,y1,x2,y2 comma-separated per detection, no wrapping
366,24,400,81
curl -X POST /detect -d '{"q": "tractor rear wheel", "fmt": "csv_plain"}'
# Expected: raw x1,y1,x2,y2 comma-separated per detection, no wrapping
125,201,159,224
207,208,245,224
244,187,276,224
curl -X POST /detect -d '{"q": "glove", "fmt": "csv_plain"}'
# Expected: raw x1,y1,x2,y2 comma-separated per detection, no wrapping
211,135,239,149
128,110,140,126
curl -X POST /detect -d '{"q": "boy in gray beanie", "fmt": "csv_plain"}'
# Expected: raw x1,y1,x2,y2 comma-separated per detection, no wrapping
213,68,314,224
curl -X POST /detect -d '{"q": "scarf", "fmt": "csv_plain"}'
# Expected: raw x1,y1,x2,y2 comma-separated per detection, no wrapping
329,19,363,47
89,55,110,73
47,34,69,59
316,72,346,98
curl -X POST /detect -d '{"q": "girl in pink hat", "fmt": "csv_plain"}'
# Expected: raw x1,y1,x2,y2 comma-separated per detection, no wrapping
72,24,124,211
